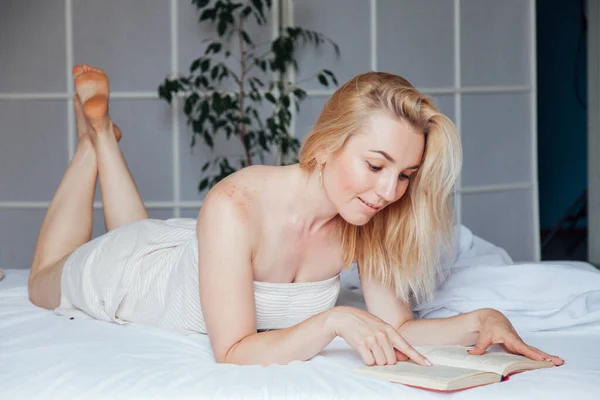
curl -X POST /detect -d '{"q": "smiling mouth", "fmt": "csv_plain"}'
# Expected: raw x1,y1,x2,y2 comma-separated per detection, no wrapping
358,197,382,211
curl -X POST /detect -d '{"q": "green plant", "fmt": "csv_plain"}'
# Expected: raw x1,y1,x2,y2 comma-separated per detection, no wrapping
158,0,339,192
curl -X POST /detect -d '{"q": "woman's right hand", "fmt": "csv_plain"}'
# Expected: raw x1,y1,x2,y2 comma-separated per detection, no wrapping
325,306,432,367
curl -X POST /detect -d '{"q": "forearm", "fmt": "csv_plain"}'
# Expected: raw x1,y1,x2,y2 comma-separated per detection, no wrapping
398,311,480,347
224,309,336,366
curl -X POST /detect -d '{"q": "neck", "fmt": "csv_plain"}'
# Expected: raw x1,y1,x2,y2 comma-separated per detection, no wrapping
286,164,339,234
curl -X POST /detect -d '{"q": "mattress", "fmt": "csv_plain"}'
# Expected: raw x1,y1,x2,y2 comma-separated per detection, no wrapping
2,267,600,400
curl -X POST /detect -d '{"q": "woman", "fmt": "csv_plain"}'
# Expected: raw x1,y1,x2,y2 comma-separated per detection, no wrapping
28,65,563,368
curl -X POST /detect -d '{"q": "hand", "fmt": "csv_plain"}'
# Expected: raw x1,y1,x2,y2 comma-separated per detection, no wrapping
326,306,432,367
468,308,564,366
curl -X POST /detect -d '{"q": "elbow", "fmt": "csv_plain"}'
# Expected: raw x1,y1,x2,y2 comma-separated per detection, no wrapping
216,337,251,366
214,353,231,365
216,353,245,366
216,346,240,365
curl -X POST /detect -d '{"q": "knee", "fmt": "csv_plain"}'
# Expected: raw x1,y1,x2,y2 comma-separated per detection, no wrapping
27,269,58,310
27,259,42,297
28,278,42,308
27,273,43,308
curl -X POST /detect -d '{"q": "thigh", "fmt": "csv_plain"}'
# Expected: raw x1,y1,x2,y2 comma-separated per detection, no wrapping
28,252,70,310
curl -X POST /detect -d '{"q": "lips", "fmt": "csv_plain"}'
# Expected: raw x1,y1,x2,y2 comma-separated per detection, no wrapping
358,197,382,211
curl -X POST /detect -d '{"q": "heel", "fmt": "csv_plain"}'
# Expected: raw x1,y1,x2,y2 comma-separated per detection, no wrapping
83,95,109,120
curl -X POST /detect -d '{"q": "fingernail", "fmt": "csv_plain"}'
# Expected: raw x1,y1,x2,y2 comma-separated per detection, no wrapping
425,359,433,366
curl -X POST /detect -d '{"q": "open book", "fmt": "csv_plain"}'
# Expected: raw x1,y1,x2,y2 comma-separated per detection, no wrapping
355,345,554,392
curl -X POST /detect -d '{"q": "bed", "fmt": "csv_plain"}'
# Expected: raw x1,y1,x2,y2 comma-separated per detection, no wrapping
2,226,600,399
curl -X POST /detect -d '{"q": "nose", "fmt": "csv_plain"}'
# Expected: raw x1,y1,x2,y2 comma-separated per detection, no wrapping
376,175,397,203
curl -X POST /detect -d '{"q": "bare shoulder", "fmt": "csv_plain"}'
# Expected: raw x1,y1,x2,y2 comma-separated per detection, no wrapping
197,165,282,232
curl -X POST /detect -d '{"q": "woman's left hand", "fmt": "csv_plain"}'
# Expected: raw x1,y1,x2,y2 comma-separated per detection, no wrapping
468,308,564,366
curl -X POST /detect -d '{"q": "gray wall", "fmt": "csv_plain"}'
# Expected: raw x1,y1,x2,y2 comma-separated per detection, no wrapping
0,0,538,270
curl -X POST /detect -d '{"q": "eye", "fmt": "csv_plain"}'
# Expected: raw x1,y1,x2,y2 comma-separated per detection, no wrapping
366,161,382,172
399,173,410,181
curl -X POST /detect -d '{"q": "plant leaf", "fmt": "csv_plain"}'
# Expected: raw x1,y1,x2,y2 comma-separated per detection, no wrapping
199,9,216,21
190,58,202,72
293,88,307,100
250,0,265,21
203,132,214,149
241,6,252,19
258,132,269,151
198,178,209,192
241,30,253,47
201,59,210,72
184,93,199,115
265,92,276,104
193,0,210,8
317,73,328,87
218,19,227,36
205,42,222,55
323,69,339,86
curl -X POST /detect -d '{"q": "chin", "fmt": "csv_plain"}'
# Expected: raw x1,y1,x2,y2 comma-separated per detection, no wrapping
337,209,374,226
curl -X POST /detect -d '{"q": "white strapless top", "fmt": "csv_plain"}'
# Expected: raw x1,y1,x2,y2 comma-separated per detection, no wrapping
252,274,341,331
57,218,342,335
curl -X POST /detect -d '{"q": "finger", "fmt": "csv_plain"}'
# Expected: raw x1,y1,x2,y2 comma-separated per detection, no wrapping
377,331,397,365
356,342,375,366
550,356,565,366
395,349,409,361
367,337,388,366
529,346,565,366
505,340,545,362
505,341,564,366
371,346,388,366
467,336,491,355
389,334,432,367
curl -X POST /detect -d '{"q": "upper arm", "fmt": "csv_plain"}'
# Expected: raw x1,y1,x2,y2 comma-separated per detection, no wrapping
359,267,414,330
196,189,257,362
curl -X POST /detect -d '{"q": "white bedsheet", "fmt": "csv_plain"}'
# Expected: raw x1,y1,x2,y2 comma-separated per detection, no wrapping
2,226,600,399
1,270,599,399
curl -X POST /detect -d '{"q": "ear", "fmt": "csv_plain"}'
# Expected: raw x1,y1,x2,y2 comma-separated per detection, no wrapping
316,148,332,166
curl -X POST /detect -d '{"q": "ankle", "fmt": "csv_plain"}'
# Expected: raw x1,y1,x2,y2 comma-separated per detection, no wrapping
75,136,95,154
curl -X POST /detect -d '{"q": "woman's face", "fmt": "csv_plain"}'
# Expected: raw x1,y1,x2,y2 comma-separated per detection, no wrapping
323,113,425,226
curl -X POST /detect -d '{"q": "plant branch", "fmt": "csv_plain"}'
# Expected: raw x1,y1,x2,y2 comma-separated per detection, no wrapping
293,73,320,86
245,49,273,74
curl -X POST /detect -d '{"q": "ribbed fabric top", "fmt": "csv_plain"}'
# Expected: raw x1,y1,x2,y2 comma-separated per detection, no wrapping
253,274,341,331
65,218,343,335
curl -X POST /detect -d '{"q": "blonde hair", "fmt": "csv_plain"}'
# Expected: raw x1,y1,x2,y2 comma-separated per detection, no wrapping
298,72,462,305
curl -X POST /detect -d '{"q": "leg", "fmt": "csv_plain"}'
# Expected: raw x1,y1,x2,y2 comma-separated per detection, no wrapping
28,98,99,309
73,65,149,231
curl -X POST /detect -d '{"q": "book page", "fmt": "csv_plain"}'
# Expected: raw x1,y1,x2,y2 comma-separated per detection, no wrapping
416,346,550,376
358,362,486,381
355,362,500,390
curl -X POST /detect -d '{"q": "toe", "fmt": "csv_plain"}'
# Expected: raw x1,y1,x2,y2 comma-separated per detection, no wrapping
83,64,104,74
72,65,86,77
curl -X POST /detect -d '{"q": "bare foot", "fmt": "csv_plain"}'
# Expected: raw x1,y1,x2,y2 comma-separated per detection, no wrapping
72,64,122,142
